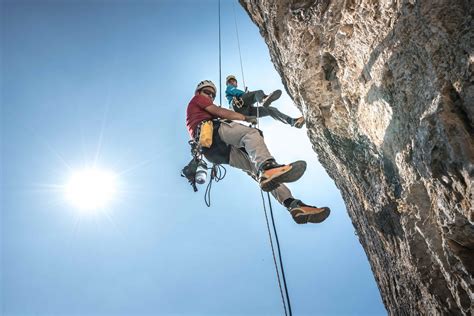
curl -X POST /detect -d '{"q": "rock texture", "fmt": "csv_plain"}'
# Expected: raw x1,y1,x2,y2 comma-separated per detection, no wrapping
240,0,473,314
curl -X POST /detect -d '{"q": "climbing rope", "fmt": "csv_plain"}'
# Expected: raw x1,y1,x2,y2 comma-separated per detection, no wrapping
218,0,222,106
232,1,246,89
253,50,292,316
265,191,293,316
260,190,290,316
202,0,225,209
216,2,292,315
204,164,227,207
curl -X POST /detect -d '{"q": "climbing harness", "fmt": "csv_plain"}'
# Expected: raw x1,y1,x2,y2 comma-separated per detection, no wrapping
231,96,245,109
200,120,231,165
181,120,229,204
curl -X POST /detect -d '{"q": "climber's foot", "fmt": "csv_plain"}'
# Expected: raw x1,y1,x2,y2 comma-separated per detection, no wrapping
262,90,282,107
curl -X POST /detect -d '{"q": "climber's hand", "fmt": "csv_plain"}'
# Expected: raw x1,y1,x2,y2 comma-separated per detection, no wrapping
245,116,258,125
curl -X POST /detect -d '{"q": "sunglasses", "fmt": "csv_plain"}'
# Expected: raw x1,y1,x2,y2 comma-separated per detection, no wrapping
201,89,216,99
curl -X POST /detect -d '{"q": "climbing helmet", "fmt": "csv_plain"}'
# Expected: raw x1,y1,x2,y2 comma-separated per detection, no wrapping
195,80,216,94
226,75,237,84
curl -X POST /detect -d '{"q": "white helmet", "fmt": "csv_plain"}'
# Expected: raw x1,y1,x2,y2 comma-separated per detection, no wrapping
195,80,216,93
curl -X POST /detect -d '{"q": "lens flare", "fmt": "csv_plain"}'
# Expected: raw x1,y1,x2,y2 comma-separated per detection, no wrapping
64,168,117,211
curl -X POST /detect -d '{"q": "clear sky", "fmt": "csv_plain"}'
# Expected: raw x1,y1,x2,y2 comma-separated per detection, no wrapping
1,1,386,315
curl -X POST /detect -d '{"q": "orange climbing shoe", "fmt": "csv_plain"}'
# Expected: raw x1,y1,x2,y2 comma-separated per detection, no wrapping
288,199,330,224
292,116,305,128
259,160,306,192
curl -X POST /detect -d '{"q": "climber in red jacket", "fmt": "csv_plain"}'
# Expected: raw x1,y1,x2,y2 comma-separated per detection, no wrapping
186,80,330,224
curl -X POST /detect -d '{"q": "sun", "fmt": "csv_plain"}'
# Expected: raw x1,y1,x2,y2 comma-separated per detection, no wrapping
64,168,118,212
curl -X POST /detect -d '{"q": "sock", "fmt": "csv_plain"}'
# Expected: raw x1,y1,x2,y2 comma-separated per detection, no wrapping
283,198,295,208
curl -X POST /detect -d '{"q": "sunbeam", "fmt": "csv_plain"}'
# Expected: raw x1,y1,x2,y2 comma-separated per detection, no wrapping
64,167,118,212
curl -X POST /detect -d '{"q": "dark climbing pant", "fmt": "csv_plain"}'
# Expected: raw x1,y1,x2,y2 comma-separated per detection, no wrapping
235,90,294,125
241,90,266,105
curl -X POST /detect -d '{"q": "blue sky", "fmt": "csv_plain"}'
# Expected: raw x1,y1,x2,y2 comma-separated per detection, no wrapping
1,1,385,315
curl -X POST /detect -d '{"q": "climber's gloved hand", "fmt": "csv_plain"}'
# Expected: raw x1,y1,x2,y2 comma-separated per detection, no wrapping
244,116,258,125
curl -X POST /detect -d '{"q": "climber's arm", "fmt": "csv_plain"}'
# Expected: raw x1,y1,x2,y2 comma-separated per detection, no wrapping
205,104,247,121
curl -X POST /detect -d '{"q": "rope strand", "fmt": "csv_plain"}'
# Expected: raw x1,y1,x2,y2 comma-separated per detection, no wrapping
204,164,226,207
260,190,288,316
232,1,246,89
266,192,293,316
217,3,292,315
218,0,222,106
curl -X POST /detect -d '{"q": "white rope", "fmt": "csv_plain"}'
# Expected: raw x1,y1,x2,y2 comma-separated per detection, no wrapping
220,3,292,315
218,0,222,106
232,1,246,89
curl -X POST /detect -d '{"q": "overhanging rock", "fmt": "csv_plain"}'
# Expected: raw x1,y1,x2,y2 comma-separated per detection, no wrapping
240,0,473,314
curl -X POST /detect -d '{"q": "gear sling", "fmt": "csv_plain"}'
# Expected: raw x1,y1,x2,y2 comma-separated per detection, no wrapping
181,119,230,193
197,119,231,165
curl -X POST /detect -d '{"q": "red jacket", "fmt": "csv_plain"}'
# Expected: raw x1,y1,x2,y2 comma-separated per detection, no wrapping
186,94,215,138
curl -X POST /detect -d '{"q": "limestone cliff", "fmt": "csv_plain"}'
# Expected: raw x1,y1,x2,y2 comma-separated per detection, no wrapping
240,0,473,314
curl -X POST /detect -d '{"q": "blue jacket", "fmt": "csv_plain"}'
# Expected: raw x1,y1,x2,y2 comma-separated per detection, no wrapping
225,84,245,105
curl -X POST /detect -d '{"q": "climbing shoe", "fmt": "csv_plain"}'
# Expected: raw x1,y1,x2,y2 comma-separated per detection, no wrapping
262,89,282,107
292,116,305,129
288,199,330,224
259,159,307,192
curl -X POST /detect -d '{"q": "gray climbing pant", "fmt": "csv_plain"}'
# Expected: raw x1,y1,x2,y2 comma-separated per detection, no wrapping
217,121,293,205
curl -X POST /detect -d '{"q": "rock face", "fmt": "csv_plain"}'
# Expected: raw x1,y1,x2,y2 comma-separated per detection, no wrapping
240,0,473,314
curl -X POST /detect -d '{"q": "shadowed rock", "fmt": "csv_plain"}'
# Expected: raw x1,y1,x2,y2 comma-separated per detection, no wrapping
240,0,473,314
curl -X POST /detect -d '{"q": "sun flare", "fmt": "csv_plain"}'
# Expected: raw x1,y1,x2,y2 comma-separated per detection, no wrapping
64,168,118,211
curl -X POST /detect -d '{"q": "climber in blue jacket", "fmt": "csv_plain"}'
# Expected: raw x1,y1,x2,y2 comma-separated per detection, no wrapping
225,75,305,128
